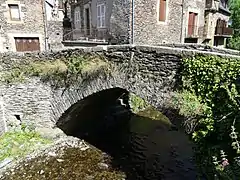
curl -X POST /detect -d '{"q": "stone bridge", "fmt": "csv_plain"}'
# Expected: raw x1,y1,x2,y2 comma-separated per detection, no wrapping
0,44,239,135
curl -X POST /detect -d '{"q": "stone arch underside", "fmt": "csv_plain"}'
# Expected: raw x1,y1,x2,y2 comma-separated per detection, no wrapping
51,68,177,129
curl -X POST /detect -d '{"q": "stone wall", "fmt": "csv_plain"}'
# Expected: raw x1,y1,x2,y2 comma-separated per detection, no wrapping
0,0,46,52
0,45,240,135
109,0,130,44
133,0,182,45
47,21,64,50
0,78,53,134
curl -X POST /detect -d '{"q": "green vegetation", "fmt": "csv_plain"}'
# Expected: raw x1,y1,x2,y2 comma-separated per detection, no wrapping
129,93,171,125
0,128,51,162
0,55,112,87
129,93,150,113
228,0,240,50
137,107,171,124
173,55,240,179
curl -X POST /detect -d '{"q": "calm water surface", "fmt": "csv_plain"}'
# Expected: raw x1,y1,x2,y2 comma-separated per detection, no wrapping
73,103,197,180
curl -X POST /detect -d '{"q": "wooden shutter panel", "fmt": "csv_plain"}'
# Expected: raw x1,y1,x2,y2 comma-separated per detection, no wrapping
188,12,197,36
159,0,166,22
188,12,194,35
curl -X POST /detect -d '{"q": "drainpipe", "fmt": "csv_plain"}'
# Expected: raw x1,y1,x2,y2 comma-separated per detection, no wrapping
180,0,185,43
0,96,7,133
42,0,48,51
131,0,134,44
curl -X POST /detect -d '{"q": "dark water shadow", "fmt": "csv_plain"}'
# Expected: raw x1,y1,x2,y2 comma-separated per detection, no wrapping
56,87,199,179
60,104,198,180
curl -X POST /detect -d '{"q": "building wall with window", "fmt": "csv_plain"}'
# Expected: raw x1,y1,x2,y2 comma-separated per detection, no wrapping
0,0,45,52
0,0,64,52
181,0,205,44
133,0,183,45
70,0,111,41
205,2,231,48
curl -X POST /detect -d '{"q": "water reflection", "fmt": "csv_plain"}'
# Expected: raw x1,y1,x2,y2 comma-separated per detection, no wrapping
69,103,197,180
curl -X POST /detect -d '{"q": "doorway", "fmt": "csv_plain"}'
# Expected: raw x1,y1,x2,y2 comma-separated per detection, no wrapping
84,5,91,36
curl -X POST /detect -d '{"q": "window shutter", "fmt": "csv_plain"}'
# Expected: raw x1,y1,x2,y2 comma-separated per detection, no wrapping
159,0,166,22
97,4,106,28
97,5,101,27
188,12,194,35
188,12,198,36
101,5,106,27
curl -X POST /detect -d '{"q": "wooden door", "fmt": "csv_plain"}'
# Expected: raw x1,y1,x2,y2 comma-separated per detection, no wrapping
15,37,40,52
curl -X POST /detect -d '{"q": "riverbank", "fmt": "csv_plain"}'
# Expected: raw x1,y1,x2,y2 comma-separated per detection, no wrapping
0,136,126,180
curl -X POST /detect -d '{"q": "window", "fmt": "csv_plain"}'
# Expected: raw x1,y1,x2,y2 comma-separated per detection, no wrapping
74,7,81,29
188,12,198,36
58,0,64,9
97,4,106,28
8,4,20,21
159,0,166,22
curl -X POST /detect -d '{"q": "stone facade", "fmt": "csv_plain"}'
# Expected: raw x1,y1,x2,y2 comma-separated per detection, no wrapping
182,0,206,43
0,78,53,131
47,21,64,50
68,0,232,48
0,0,64,52
204,4,231,47
0,44,240,135
0,0,46,52
133,0,182,45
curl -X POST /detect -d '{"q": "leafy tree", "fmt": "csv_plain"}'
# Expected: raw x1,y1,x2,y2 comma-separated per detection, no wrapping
228,0,240,50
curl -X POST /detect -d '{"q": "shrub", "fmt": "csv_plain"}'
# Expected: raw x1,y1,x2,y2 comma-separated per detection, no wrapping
174,55,240,178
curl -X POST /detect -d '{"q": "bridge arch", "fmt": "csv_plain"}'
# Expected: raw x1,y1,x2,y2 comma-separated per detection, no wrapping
51,68,177,130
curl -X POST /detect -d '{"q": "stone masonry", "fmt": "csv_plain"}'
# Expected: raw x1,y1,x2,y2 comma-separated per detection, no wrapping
133,0,183,45
47,21,64,50
0,44,240,135
0,0,45,52
0,0,64,52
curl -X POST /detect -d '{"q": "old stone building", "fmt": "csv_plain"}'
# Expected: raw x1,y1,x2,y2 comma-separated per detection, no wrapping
63,0,129,45
204,0,232,47
181,0,206,44
67,0,232,48
0,0,64,52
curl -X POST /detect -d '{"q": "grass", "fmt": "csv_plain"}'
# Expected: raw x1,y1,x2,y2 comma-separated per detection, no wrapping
0,55,112,86
137,106,171,124
0,130,51,161
129,93,150,113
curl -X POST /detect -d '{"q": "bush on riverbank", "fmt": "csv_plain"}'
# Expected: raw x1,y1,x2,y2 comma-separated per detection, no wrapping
129,93,150,113
174,55,240,179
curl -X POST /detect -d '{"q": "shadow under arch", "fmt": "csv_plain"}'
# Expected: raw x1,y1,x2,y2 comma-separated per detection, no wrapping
56,87,130,136
55,87,198,180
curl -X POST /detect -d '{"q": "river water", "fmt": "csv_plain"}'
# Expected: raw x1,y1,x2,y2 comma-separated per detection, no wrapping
71,101,198,180
1,93,198,179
